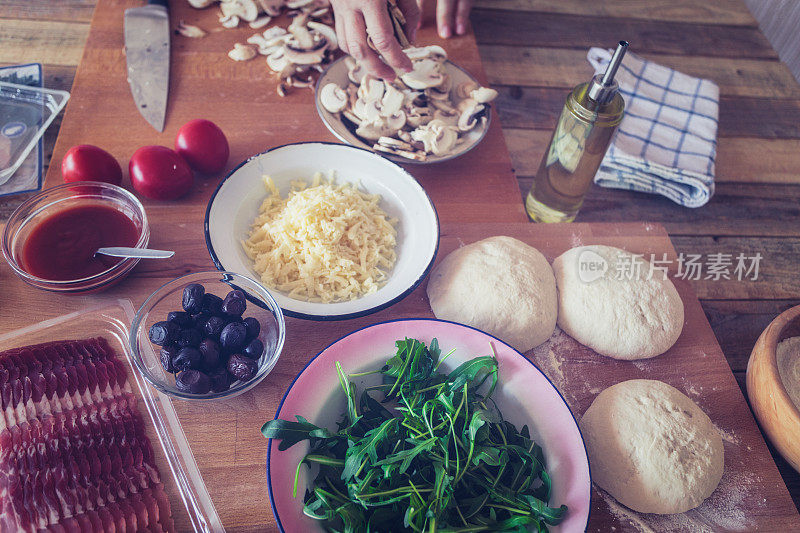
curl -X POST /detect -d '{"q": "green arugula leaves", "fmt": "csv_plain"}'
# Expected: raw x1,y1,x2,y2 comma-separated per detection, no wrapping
261,338,567,532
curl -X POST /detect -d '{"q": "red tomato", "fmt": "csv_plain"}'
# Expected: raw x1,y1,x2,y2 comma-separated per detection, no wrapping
129,146,194,200
61,145,123,185
174,119,229,174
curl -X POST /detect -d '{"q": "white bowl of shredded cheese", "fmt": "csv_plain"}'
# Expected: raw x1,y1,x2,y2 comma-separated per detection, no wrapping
205,142,439,320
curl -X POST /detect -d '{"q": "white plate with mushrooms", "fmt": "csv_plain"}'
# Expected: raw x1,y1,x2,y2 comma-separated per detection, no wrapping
204,142,440,321
314,46,498,164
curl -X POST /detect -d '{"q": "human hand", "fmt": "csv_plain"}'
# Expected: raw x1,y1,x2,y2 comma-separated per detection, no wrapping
330,0,421,80
421,0,473,39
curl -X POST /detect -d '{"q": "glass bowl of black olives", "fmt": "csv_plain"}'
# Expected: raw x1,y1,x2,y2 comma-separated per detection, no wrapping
129,271,285,400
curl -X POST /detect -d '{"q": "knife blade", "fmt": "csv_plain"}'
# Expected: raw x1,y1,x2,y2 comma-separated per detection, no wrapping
124,0,170,132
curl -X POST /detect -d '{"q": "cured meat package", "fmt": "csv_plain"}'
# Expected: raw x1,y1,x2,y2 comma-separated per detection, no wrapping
0,300,220,532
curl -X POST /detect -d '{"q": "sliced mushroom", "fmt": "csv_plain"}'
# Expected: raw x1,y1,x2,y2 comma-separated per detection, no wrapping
373,140,427,161
471,87,498,104
401,59,445,90
308,21,337,51
346,57,367,84
381,85,404,117
457,101,485,131
219,14,240,28
177,21,207,38
220,0,259,22
358,76,385,103
456,81,479,100
320,83,347,113
188,0,218,7
262,26,288,42
249,15,272,29
433,108,459,128
266,50,290,72
228,43,257,61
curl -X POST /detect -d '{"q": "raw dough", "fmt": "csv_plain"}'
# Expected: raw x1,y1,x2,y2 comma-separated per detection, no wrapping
777,336,800,411
426,236,557,352
552,245,684,360
580,379,724,515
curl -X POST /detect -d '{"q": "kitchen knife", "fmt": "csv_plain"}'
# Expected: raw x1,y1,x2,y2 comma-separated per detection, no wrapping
124,0,170,132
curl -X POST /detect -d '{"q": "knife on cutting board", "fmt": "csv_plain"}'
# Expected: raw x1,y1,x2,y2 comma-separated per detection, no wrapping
124,0,170,132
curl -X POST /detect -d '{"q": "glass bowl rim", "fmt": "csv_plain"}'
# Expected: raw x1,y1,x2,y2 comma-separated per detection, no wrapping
1,181,150,287
129,270,287,401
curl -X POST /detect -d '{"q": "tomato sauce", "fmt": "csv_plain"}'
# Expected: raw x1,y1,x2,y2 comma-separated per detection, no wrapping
21,204,140,281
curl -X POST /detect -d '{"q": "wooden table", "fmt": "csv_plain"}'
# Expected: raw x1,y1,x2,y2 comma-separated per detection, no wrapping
1,0,799,527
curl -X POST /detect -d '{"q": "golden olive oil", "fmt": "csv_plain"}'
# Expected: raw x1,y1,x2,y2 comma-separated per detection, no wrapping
526,41,628,223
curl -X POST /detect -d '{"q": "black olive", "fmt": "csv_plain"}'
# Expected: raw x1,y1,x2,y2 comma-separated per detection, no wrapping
199,339,221,369
203,316,227,339
173,347,202,371
200,293,224,315
208,367,230,393
160,346,178,373
243,317,261,341
219,321,247,352
175,370,211,394
191,312,211,327
242,338,264,359
149,321,178,346
167,311,192,327
175,328,203,348
182,283,206,314
227,354,257,382
222,290,246,317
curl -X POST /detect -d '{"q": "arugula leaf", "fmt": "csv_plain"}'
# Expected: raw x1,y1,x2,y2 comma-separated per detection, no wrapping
261,415,331,451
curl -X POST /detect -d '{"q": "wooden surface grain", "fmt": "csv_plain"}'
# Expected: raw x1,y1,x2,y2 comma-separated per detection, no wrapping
1,0,800,527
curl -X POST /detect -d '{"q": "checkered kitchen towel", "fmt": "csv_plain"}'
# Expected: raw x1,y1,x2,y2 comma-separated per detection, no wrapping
587,48,719,208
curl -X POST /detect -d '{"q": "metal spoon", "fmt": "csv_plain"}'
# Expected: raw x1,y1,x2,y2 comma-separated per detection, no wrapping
95,247,175,259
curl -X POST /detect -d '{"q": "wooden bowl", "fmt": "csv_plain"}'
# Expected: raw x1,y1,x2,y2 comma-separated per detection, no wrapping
746,304,800,473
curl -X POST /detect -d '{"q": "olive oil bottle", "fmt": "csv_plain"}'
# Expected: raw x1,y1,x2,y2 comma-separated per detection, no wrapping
526,41,628,223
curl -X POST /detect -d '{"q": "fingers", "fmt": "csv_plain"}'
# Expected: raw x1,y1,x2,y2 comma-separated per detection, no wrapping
455,0,472,35
437,0,472,37
335,6,349,55
362,3,413,74
346,11,397,80
399,0,422,43
436,0,455,38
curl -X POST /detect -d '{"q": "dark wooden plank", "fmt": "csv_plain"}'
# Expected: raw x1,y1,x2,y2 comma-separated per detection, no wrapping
478,45,800,99
471,8,778,59
473,0,758,26
668,235,800,300
0,1,95,22
506,128,800,185
492,86,800,139
517,177,800,238
705,300,799,372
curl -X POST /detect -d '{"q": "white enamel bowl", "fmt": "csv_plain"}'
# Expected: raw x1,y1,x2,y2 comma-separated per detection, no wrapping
266,319,592,532
205,142,439,320
314,56,492,165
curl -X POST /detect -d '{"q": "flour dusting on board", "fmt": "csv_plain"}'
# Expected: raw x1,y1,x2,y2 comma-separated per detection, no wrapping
595,457,756,532
531,328,574,396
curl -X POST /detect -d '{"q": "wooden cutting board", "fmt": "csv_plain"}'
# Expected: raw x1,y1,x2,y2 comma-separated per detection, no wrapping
0,0,798,531
163,221,800,532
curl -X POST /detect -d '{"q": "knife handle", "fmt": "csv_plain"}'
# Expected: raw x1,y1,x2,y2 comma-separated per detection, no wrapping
148,0,168,7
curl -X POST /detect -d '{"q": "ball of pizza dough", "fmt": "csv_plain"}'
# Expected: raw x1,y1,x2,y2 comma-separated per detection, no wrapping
580,379,724,515
426,236,557,352
552,245,684,360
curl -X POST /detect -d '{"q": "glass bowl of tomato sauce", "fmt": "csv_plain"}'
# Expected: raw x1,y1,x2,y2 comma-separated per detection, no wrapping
2,181,149,292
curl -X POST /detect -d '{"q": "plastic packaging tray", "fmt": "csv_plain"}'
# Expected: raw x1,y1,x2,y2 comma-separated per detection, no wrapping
0,64,45,197
0,77,69,187
0,300,223,532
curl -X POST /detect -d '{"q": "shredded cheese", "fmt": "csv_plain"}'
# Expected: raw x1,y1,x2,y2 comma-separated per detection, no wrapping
242,173,398,303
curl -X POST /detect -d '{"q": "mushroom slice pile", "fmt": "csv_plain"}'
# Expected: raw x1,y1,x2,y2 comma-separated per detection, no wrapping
320,46,499,161
184,0,331,29
263,14,337,96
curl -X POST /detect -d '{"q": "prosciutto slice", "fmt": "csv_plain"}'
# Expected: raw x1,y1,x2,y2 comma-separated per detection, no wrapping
0,338,174,532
